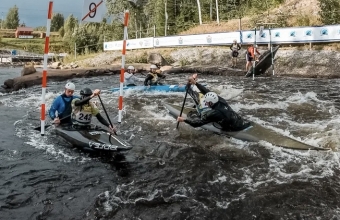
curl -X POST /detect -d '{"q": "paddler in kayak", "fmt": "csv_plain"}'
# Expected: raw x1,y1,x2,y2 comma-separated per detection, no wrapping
177,75,251,132
144,64,166,86
124,65,138,86
71,88,117,133
49,82,79,126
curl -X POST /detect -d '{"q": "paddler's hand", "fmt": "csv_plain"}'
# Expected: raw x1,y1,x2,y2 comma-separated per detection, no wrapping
91,89,101,98
187,76,196,85
53,117,60,124
177,116,185,122
109,125,117,133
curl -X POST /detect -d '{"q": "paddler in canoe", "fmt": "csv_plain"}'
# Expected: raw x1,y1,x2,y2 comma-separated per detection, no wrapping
144,64,166,86
70,88,117,133
49,82,79,126
124,65,138,87
177,74,250,132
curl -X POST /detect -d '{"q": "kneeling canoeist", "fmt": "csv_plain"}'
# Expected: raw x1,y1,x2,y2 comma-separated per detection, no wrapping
49,82,79,125
177,76,251,132
124,65,138,86
71,88,117,133
144,64,166,86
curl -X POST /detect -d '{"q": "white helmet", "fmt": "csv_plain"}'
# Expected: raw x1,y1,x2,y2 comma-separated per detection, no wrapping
65,82,75,90
150,64,158,69
203,92,219,105
127,65,135,70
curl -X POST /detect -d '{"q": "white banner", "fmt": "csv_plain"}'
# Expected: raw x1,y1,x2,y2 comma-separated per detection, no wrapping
154,32,241,47
241,25,340,44
104,37,154,51
82,0,106,23
126,37,154,49
103,25,340,50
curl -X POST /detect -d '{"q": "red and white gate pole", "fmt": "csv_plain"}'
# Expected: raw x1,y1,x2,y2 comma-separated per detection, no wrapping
40,1,53,136
118,10,129,123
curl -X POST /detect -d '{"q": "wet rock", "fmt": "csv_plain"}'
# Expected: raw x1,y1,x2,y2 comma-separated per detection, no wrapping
21,65,36,76
160,65,173,71
4,79,14,88
50,62,61,69
148,53,169,66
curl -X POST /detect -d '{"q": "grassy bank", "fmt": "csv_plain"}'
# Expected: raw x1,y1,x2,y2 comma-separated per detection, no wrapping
0,37,64,54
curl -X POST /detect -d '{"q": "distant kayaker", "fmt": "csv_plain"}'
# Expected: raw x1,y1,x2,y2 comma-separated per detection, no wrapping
71,88,117,133
230,39,241,68
49,82,79,125
124,65,138,86
144,64,166,86
246,44,261,72
177,75,250,132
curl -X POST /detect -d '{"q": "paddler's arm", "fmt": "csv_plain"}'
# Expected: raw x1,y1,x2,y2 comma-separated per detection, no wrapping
190,81,210,95
49,96,60,119
144,74,153,86
183,117,207,127
74,96,92,106
74,90,99,106
187,75,210,95
237,44,241,50
177,115,209,128
95,113,110,127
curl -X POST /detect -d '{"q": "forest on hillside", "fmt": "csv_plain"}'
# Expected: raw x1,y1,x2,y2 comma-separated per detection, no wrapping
0,0,339,54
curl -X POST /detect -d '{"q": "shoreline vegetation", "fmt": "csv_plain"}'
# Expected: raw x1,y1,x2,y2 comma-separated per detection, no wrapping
1,45,340,93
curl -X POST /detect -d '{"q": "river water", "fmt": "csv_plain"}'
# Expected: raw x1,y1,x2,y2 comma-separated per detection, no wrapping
1,67,340,220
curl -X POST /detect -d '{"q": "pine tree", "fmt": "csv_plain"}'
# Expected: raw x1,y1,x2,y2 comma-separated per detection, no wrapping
5,5,20,29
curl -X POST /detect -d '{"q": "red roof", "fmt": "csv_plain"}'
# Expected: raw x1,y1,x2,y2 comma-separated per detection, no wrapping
16,27,33,32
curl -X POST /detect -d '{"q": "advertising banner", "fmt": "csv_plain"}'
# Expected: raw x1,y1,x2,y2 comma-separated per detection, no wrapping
103,25,340,50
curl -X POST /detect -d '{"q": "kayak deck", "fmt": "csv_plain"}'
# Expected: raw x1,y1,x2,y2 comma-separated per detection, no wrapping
55,125,132,153
164,102,327,151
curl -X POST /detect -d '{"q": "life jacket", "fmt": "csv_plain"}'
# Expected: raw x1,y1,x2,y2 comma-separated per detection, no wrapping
231,43,239,51
149,72,158,84
72,101,98,125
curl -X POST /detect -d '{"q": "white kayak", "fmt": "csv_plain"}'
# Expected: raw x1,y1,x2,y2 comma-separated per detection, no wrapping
164,102,328,151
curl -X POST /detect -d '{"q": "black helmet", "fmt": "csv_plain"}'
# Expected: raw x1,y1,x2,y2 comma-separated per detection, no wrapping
80,88,92,97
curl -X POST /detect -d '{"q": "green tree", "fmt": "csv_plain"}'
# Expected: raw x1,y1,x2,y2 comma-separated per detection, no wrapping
51,13,64,32
63,14,78,36
318,0,340,24
59,26,65,37
4,5,20,29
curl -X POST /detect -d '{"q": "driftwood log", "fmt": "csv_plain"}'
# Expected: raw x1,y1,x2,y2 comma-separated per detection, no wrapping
0,66,122,93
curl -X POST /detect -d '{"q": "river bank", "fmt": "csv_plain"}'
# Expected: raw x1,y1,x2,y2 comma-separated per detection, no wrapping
1,46,339,93
77,46,340,78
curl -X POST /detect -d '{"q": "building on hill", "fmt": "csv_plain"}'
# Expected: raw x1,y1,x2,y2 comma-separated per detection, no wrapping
15,27,34,39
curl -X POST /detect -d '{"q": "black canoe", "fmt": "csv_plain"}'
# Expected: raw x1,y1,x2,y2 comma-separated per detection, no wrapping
164,102,327,151
55,125,132,153
245,45,280,77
